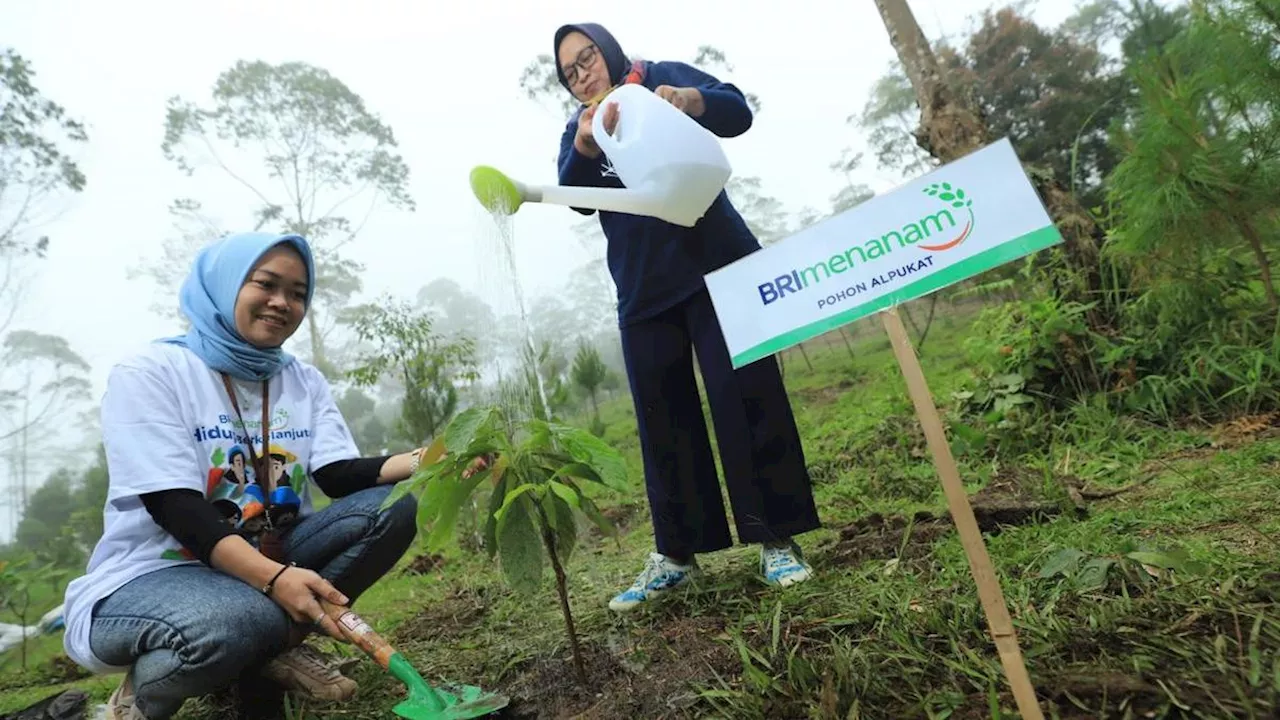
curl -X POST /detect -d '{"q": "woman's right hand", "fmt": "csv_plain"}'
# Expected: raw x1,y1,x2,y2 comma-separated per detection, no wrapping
268,566,349,642
574,101,620,158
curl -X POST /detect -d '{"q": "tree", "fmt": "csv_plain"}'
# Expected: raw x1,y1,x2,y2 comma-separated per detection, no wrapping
0,50,88,258
871,0,1108,329
570,341,608,421
0,331,91,525
857,68,937,178
726,176,791,246
562,258,616,342
347,298,479,445
0,52,89,501
335,387,393,456
15,469,82,571
829,150,877,215
389,406,627,687
161,60,415,377
1105,0,1280,311
129,198,225,325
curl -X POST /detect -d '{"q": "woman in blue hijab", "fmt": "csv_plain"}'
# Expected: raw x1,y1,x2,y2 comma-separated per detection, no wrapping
61,232,479,719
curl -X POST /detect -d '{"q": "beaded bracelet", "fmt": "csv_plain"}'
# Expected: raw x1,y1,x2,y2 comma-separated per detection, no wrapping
261,561,296,596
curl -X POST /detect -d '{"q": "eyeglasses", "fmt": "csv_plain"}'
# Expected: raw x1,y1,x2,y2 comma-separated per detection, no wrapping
562,44,598,86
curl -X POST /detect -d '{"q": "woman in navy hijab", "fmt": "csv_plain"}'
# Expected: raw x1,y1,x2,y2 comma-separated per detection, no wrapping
553,23,822,612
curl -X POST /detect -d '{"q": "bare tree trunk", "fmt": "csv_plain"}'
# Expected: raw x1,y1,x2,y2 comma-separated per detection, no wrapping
1238,216,1278,312
902,296,940,351
838,327,856,361
873,0,1107,328
798,343,814,371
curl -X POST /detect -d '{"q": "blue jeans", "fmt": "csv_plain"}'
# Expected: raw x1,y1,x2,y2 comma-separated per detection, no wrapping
89,485,417,719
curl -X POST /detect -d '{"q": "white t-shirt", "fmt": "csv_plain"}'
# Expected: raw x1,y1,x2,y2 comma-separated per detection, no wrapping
62,342,360,675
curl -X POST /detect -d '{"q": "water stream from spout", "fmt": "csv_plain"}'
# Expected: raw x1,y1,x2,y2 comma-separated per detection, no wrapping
474,202,551,422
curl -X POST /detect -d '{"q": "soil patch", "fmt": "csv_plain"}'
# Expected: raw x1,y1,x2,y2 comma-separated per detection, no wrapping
401,552,447,576
495,616,737,719
392,586,489,644
822,467,1080,567
587,503,643,541
794,375,858,405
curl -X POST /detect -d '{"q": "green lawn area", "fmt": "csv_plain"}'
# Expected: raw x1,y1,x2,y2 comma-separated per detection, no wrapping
3,305,1277,718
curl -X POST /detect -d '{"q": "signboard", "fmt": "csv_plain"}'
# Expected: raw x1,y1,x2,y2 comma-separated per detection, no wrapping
705,138,1063,368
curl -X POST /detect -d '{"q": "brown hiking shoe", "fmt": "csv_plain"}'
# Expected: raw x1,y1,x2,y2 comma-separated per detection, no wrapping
261,643,358,702
106,672,150,720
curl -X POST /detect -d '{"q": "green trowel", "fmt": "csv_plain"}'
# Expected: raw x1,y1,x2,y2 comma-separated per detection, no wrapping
319,599,508,719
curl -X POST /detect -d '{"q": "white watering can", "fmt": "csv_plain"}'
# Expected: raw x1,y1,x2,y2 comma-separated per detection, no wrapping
470,83,733,227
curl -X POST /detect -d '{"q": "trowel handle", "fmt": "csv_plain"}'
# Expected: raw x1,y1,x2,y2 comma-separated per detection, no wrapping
318,598,396,670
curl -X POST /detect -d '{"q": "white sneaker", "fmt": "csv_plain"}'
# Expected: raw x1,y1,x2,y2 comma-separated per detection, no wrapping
761,542,814,587
608,552,701,611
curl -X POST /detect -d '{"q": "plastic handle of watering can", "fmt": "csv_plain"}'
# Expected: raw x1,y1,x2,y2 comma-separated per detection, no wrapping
591,86,641,159
539,184,666,219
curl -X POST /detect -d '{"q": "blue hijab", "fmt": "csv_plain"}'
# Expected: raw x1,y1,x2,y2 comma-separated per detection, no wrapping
161,231,316,381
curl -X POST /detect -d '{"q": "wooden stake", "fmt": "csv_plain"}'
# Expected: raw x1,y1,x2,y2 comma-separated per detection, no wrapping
880,306,1044,720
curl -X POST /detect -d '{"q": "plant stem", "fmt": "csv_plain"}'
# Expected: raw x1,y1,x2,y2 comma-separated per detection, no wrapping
541,518,587,686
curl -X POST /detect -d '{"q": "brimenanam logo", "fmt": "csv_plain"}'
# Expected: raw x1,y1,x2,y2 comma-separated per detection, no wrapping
757,181,976,307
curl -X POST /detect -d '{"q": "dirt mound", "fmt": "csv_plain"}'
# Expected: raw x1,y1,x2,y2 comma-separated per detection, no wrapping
495,616,738,719
822,467,1081,567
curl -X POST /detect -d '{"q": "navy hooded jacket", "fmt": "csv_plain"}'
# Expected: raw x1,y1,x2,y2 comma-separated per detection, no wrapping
555,23,762,327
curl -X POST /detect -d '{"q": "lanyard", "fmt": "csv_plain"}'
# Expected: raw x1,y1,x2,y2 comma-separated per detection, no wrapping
220,373,274,528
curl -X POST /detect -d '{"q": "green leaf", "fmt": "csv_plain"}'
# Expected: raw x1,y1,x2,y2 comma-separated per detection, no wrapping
540,491,559,532
482,473,510,560
417,435,447,473
414,470,452,531
1074,557,1115,591
545,423,628,489
426,469,491,552
573,488,618,541
496,494,543,593
210,447,225,467
942,182,952,191
444,406,497,455
1038,548,1087,578
551,462,605,488
939,192,956,202
548,480,580,509
1126,550,1190,573
381,472,420,512
955,188,966,200
494,483,542,523
550,494,578,563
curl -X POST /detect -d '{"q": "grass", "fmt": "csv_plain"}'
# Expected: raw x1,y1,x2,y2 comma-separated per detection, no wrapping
2,303,1278,718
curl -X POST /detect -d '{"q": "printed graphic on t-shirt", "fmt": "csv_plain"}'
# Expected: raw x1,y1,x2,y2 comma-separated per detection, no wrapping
159,405,313,560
